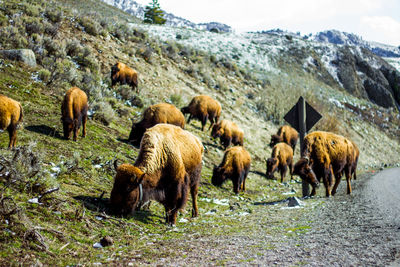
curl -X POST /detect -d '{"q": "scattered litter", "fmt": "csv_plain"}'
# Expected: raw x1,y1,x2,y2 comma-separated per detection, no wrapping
238,212,250,216
93,242,103,248
199,197,229,206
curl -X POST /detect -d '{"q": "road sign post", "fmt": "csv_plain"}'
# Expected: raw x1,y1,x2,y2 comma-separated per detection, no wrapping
284,96,322,197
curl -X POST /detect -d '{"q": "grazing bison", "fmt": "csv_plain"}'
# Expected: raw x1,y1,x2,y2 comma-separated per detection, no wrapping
111,62,138,92
211,119,244,149
0,95,23,148
269,125,299,151
128,103,185,146
110,124,203,225
265,142,294,183
61,87,88,141
212,146,251,194
181,95,221,131
293,131,359,197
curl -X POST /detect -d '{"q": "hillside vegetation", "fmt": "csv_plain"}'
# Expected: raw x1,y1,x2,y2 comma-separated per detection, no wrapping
0,0,399,265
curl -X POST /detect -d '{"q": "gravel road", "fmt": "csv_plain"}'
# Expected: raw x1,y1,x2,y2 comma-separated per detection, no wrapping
134,169,400,266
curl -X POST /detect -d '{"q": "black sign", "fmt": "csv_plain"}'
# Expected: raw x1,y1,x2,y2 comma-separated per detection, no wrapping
284,96,322,133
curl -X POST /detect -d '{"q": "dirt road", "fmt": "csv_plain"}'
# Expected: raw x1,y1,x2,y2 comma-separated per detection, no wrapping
132,169,400,266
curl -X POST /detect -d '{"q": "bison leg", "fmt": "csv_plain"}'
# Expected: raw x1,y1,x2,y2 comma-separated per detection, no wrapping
7,124,17,149
190,183,199,217
201,114,209,131
345,168,352,194
331,173,342,196
323,166,335,197
280,165,288,183
289,160,294,181
82,114,87,138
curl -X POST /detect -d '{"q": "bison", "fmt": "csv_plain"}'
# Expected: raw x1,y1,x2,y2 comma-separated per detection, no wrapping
61,87,88,141
111,62,138,92
110,124,203,225
265,142,294,183
128,103,185,146
211,119,244,149
0,94,23,148
269,125,299,151
293,131,359,197
212,146,251,194
181,95,221,131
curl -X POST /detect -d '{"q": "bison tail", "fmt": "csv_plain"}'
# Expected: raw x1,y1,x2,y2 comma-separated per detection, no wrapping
18,103,24,123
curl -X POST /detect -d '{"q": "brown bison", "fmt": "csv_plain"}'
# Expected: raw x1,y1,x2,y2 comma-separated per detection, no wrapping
269,125,299,151
181,95,221,131
61,87,88,141
211,119,244,149
111,62,138,92
0,95,23,148
128,103,185,146
110,124,203,225
293,131,359,197
265,142,294,183
212,146,251,194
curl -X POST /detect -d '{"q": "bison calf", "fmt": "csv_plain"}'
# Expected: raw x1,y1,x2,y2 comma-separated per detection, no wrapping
265,142,293,183
128,103,185,146
181,95,221,131
111,62,138,92
61,87,88,141
212,146,251,194
269,125,298,151
211,119,244,149
0,94,23,148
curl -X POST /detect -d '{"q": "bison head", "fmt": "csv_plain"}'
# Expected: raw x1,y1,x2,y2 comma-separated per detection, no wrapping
110,165,145,216
61,117,75,140
111,63,121,79
211,165,227,187
293,158,319,195
269,134,282,148
211,124,224,139
265,157,279,179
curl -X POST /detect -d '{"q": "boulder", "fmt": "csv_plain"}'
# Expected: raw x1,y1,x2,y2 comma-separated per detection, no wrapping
0,49,36,67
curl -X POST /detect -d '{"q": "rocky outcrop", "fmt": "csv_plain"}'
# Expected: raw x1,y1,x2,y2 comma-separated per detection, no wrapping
0,49,36,67
333,46,399,109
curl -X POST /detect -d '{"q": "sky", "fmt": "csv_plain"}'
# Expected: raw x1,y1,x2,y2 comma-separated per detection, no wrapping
134,0,400,46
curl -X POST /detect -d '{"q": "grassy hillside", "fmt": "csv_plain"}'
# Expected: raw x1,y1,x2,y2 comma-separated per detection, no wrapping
0,0,399,265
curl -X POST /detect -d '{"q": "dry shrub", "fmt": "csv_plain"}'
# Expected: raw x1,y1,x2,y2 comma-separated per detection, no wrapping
91,101,116,126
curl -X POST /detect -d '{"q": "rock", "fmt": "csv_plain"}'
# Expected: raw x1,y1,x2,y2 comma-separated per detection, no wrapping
0,49,36,67
100,236,113,247
288,197,303,207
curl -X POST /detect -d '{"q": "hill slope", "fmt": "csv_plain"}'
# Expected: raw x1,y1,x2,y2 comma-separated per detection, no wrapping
0,0,399,265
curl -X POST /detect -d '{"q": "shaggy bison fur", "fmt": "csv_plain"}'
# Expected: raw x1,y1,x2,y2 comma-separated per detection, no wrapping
265,142,294,183
269,125,299,151
181,95,221,131
111,62,138,92
212,146,251,194
128,103,185,146
110,124,203,225
293,131,359,197
61,87,88,141
211,119,244,149
0,94,23,148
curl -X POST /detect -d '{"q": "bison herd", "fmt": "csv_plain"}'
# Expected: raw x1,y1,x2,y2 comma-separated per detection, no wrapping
0,61,360,225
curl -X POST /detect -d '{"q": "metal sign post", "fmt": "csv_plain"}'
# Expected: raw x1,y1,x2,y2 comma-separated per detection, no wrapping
284,96,322,197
